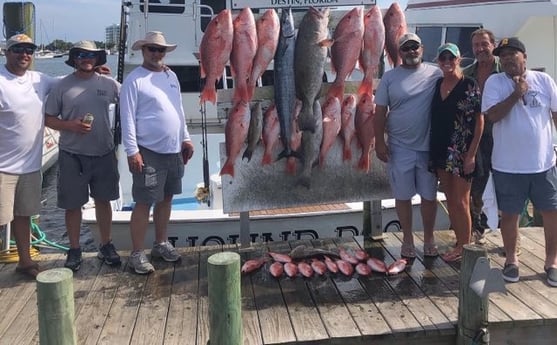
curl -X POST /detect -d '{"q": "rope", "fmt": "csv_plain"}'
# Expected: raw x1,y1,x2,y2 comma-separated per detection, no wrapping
0,220,68,264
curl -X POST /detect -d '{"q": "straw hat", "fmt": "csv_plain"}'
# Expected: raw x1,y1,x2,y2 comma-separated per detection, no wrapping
131,31,177,52
65,40,107,68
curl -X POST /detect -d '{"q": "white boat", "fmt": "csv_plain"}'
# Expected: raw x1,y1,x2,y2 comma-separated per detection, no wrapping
42,127,59,173
34,50,55,59
82,0,450,249
404,0,557,80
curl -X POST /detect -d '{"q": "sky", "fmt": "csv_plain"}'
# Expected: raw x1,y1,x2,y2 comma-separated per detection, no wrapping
0,0,407,44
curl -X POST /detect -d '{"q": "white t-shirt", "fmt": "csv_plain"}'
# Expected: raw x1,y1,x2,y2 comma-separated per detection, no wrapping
482,70,557,173
0,65,56,174
120,66,191,156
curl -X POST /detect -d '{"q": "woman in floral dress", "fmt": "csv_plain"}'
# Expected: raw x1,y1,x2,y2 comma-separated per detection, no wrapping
430,43,484,261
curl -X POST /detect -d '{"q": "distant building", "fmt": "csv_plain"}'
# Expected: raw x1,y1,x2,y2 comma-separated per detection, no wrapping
105,24,120,46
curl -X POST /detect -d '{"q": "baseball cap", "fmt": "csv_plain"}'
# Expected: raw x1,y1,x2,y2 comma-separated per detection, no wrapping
6,33,37,50
437,43,461,58
493,37,526,56
399,33,422,48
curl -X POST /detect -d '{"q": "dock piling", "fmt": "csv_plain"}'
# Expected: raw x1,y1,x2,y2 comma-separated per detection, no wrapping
458,244,489,345
36,268,76,345
207,251,242,345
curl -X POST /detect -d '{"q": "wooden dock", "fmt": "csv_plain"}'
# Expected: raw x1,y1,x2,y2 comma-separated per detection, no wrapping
1,228,556,345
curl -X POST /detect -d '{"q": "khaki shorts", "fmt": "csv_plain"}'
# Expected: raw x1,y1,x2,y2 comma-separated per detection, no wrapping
0,171,42,225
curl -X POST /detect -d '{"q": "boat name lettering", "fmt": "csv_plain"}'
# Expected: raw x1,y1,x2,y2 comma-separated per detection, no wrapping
270,0,339,5
181,228,357,247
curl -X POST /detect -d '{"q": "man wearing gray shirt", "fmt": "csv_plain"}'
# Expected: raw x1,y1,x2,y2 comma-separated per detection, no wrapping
374,33,442,258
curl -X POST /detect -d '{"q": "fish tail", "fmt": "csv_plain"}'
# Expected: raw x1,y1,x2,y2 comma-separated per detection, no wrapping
242,148,253,162
219,160,235,177
343,145,352,161
261,152,273,165
286,158,297,175
277,148,292,161
200,84,217,105
357,78,373,98
297,107,316,133
357,153,370,173
327,81,344,101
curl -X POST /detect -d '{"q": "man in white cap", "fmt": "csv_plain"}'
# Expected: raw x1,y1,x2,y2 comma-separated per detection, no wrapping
0,34,58,278
45,40,121,271
120,31,194,274
374,33,443,258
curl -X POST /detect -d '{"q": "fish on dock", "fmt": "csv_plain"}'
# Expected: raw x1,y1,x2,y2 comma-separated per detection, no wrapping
288,244,340,261
242,257,266,274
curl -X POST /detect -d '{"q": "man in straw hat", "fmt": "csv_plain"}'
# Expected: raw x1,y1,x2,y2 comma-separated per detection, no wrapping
120,31,194,274
0,33,58,278
45,40,121,272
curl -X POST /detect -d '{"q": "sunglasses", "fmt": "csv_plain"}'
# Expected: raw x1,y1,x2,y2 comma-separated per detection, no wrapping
438,54,457,62
75,51,98,59
146,46,166,53
401,44,420,52
10,46,35,55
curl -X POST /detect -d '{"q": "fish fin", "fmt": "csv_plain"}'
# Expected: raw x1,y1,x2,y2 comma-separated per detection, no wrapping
357,153,370,173
285,158,297,175
261,153,273,165
242,148,253,162
319,38,334,48
200,63,207,79
219,160,235,177
343,146,352,161
357,79,373,98
200,84,217,105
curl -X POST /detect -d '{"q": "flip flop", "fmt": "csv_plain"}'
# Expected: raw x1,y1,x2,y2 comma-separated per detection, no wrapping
15,262,40,278
442,251,462,262
423,243,439,257
400,243,416,258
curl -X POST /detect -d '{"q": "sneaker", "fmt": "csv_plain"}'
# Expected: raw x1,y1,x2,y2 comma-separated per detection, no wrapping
502,263,520,283
129,250,155,274
97,241,121,266
546,267,557,287
473,230,486,245
64,247,82,272
151,241,181,262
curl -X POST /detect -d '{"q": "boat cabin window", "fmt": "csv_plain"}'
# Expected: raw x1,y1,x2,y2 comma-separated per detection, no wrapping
140,0,185,14
200,0,226,32
416,25,480,67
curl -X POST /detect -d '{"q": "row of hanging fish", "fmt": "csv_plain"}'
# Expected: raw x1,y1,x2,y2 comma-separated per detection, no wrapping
241,244,408,278
198,4,407,180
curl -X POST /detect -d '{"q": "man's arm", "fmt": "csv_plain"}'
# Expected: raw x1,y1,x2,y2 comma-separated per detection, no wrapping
45,114,92,134
486,75,527,123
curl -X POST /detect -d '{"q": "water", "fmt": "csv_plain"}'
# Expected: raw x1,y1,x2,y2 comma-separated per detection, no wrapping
31,55,119,253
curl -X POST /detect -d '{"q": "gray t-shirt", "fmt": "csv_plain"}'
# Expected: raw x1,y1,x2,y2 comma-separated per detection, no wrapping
375,63,442,151
45,73,120,156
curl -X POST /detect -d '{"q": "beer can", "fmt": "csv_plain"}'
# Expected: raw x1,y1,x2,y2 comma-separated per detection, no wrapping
82,113,94,125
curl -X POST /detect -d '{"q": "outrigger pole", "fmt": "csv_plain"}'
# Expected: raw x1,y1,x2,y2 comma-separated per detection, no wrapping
114,2,132,146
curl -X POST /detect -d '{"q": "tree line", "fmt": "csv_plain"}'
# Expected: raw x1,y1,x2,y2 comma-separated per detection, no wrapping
41,40,117,52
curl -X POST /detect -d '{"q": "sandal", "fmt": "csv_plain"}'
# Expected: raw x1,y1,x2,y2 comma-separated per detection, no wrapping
423,243,439,257
442,250,462,262
15,262,40,278
401,243,416,258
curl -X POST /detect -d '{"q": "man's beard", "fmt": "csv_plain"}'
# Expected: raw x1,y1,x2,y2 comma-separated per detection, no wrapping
403,56,421,66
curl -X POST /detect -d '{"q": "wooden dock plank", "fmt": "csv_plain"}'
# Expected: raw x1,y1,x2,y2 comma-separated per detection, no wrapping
95,257,149,345
294,239,361,339
74,256,128,345
311,237,392,338
433,230,543,326
237,246,265,345
0,254,64,345
412,231,512,323
333,237,424,335
129,257,175,345
164,246,201,345
273,242,329,341
244,243,296,344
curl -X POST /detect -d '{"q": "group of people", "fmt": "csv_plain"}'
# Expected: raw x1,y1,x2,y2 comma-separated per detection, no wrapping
0,31,193,277
374,30,557,287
